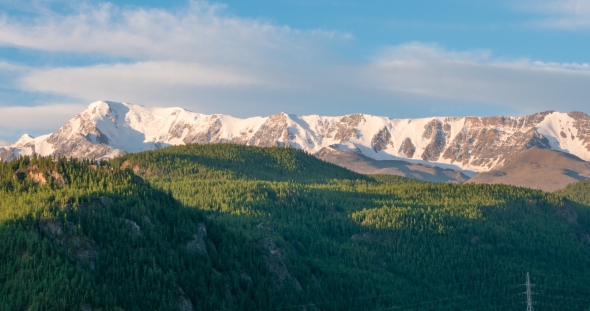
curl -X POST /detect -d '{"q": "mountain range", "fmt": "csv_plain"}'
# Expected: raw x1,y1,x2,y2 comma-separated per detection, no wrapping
2,100,590,190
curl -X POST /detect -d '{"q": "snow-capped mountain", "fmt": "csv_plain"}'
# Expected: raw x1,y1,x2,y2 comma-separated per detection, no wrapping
2,101,590,173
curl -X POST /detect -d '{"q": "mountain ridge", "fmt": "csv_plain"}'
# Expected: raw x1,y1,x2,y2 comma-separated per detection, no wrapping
2,101,590,174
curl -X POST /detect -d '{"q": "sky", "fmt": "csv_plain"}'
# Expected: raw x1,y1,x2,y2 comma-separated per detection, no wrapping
0,0,589,144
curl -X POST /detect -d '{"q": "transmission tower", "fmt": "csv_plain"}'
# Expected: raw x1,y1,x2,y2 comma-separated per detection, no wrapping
525,272,534,311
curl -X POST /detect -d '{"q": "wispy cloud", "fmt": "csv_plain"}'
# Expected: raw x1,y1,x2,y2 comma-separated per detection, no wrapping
520,0,590,30
0,1,348,62
367,42,590,113
0,103,86,141
0,104,85,128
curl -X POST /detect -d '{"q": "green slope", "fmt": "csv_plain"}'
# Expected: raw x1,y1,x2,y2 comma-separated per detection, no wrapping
2,145,590,310
557,180,590,206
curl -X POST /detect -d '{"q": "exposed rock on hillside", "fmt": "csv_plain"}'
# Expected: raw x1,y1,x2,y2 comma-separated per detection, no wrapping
185,223,209,257
259,238,303,292
40,219,99,271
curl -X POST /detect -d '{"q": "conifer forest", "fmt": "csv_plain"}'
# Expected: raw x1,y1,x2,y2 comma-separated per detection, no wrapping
2,144,590,310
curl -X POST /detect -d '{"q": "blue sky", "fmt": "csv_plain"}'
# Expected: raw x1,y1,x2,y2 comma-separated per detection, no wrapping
0,0,589,143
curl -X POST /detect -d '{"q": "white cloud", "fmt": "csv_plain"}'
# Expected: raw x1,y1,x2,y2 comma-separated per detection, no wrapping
0,1,347,63
0,103,85,131
22,61,269,97
521,0,590,29
366,43,590,113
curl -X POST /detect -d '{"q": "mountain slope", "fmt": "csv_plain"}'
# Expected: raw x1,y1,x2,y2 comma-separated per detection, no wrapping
4,145,590,310
316,147,470,183
119,144,590,311
556,180,590,205
2,101,590,175
468,147,590,192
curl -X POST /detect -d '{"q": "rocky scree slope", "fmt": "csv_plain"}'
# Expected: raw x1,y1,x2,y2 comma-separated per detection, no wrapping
2,101,590,174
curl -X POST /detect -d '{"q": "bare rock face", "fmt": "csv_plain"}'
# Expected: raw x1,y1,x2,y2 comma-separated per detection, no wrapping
52,134,123,160
177,288,195,311
421,120,447,161
334,114,365,141
124,219,142,236
183,117,224,144
569,111,590,152
185,223,208,256
399,138,416,158
12,165,67,186
439,112,561,171
40,220,99,271
371,127,393,152
249,113,289,147
0,147,16,161
258,238,302,292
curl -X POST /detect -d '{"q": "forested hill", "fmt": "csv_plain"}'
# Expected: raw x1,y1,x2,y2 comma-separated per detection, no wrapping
557,180,590,207
2,144,590,310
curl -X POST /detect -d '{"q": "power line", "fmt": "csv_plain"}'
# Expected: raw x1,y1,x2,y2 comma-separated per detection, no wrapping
524,272,535,311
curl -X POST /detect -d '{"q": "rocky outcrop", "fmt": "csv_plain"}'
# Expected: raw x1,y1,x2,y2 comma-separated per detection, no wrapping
125,219,142,236
183,118,224,144
40,220,99,271
185,223,208,257
177,287,195,311
249,113,289,147
28,170,65,185
421,120,447,161
399,138,416,158
569,111,590,152
371,127,393,152
258,238,302,292
0,147,16,161
12,165,66,186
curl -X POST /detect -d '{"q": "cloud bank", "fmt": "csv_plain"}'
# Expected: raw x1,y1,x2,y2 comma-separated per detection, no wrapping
0,1,589,142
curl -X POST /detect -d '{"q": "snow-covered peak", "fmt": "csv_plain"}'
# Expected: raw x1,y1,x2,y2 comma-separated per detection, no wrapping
85,101,113,118
4,102,590,172
13,134,36,147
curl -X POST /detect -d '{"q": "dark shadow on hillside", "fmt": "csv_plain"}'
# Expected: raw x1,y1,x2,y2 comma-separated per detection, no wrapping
121,144,372,183
563,169,590,181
